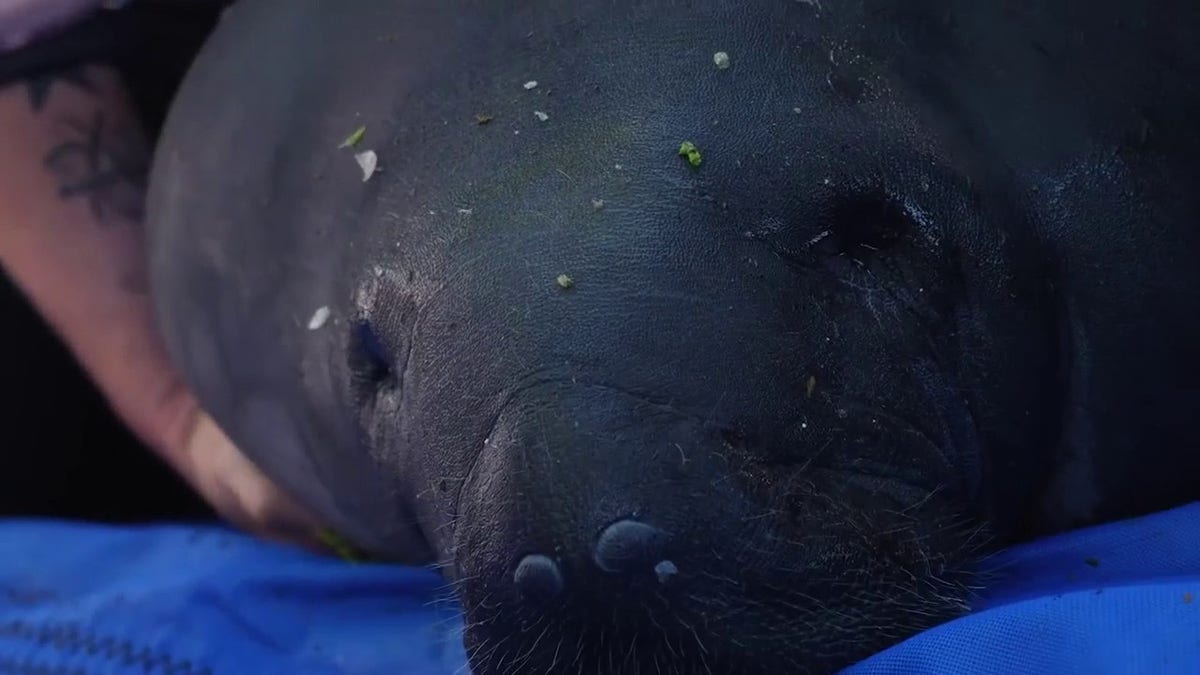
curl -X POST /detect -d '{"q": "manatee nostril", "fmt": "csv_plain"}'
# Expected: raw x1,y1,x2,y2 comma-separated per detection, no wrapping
513,554,564,603
593,519,670,575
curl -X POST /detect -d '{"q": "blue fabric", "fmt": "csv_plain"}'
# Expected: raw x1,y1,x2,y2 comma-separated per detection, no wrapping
0,502,1197,674
850,500,1200,674
0,523,468,674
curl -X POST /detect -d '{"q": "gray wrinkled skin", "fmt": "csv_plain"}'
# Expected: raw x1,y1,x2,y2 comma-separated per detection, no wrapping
146,1,1200,673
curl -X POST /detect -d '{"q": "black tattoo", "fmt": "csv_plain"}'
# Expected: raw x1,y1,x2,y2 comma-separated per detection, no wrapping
43,110,149,224
25,66,97,112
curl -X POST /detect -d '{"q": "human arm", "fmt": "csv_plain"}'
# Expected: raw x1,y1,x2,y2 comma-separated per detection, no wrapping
0,61,322,547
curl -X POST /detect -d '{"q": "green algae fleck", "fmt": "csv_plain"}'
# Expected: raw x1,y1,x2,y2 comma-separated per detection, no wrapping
317,527,367,563
678,141,702,167
339,125,367,149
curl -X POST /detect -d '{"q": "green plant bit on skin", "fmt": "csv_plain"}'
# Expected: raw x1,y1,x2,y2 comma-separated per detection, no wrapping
678,141,702,167
317,528,367,563
474,114,494,125
339,125,366,149
556,274,575,290
806,375,817,398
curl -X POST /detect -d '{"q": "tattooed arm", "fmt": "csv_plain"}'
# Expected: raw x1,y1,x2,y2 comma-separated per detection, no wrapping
0,63,321,547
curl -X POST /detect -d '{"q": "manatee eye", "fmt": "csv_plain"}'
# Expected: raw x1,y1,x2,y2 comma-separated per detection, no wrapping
350,319,395,389
817,192,915,261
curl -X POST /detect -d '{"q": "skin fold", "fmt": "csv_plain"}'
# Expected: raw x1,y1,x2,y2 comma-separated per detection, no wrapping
146,1,1200,672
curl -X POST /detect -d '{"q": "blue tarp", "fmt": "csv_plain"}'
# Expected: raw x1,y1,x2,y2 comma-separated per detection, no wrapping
1,502,1197,674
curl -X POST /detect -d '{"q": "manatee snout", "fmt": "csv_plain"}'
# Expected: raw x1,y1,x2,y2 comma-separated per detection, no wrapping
451,382,755,622
441,369,985,672
454,383,730,580
324,154,1005,671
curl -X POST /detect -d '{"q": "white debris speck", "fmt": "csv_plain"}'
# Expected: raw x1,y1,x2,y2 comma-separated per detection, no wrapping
354,150,378,182
534,110,549,122
655,560,678,584
523,80,539,90
457,208,473,215
614,164,623,170
713,51,730,69
307,306,331,330
591,198,606,210
807,230,831,247
801,422,809,429
372,265,384,277
793,107,803,114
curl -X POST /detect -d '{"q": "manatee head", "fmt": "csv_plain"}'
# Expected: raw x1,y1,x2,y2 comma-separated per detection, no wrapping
146,1,1098,672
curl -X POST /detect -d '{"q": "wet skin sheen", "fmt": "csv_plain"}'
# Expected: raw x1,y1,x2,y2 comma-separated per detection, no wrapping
146,1,1200,673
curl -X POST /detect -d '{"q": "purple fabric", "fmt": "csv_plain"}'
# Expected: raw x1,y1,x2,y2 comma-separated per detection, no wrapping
0,0,113,52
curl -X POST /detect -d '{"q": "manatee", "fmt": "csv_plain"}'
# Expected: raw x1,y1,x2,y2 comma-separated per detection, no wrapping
145,0,1200,672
